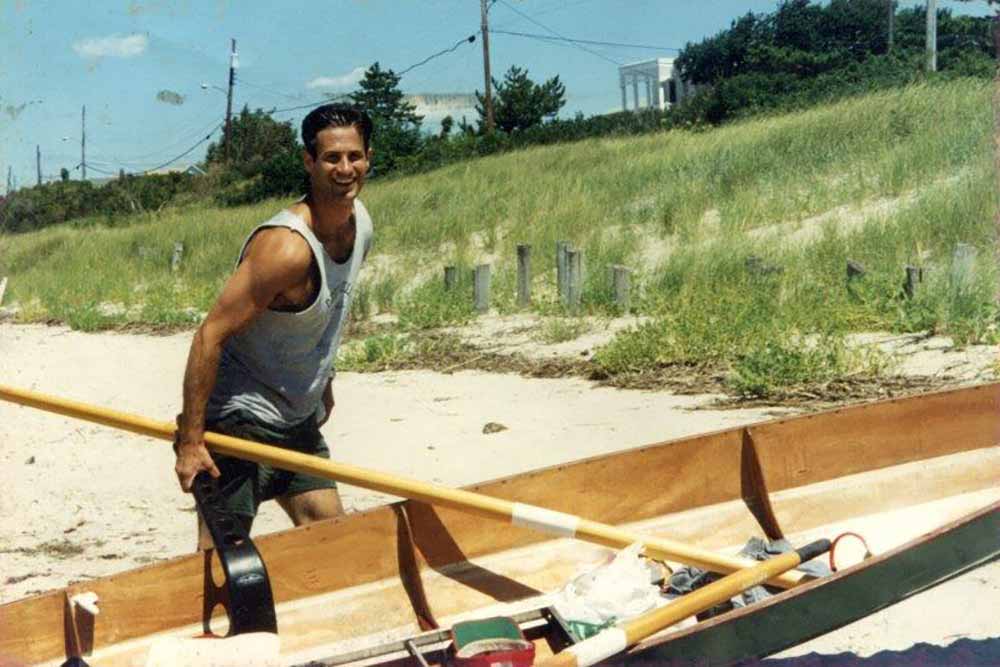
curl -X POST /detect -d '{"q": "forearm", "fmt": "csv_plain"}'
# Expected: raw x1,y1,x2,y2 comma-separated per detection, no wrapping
179,326,223,445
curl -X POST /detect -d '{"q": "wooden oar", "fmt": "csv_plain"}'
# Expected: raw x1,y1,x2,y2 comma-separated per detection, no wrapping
0,384,805,588
537,539,831,667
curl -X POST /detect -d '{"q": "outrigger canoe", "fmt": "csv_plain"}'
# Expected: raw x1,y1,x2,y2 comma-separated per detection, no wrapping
1,382,998,666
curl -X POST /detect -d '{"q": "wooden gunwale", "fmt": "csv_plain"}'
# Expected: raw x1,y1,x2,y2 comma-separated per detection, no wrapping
1,383,998,666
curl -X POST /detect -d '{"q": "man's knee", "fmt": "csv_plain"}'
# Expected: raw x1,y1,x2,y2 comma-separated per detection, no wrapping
280,488,343,525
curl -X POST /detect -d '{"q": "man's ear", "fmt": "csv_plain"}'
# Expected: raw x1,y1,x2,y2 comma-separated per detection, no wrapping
302,149,314,171
365,148,373,171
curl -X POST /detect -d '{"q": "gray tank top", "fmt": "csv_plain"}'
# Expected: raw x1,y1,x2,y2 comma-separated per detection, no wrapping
206,201,373,427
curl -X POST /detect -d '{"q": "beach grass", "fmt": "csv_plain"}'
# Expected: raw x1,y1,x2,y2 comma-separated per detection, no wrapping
1,78,995,395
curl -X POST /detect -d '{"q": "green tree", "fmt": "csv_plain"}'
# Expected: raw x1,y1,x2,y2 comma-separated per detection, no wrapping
476,66,566,133
60,168,70,182
350,62,423,126
440,115,454,138
349,62,423,176
205,105,299,177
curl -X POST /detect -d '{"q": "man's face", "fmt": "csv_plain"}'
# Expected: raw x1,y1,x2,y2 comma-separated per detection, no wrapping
304,125,371,203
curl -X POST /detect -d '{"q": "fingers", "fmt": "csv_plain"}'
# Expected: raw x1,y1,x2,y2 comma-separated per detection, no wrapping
175,445,219,491
176,465,197,493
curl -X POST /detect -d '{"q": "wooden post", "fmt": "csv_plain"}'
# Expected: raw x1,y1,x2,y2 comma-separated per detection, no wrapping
567,249,582,310
950,243,977,294
473,264,490,313
444,265,458,291
170,242,184,273
516,244,531,307
556,240,569,305
904,265,920,299
846,260,866,281
612,265,631,313
0,277,7,307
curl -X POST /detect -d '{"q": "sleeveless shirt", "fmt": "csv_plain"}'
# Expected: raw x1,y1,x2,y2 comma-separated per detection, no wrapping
206,201,373,427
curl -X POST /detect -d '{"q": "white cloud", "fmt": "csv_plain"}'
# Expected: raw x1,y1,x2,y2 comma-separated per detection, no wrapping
73,33,148,59
306,67,366,90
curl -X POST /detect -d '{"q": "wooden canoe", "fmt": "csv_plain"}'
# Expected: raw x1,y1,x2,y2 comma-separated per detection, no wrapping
1,383,998,666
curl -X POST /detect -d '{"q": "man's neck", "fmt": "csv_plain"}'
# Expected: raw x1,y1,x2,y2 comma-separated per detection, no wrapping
307,196,354,244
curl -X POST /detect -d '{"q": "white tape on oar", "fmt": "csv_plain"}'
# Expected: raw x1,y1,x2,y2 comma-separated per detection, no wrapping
566,627,628,667
511,503,580,537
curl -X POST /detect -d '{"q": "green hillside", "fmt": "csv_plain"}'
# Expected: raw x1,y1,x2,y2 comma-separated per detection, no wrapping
1,78,996,396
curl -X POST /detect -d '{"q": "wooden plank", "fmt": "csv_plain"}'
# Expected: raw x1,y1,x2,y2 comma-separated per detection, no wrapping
749,383,1000,493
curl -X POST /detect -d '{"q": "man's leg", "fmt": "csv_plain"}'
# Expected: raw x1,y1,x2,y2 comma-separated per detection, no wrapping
276,487,345,526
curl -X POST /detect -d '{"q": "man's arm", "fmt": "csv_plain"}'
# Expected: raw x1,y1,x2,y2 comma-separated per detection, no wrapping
174,229,313,491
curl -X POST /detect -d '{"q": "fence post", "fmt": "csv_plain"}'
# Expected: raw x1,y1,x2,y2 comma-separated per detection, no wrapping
0,277,7,306
516,244,531,307
612,265,631,313
171,242,185,273
474,264,491,313
846,260,865,282
444,265,458,291
567,249,582,310
556,240,569,305
904,265,921,299
950,243,977,295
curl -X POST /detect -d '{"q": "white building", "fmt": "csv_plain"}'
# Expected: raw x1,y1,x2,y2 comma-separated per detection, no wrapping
619,58,693,112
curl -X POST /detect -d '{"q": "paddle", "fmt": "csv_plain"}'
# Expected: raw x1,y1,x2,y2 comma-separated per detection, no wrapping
537,539,831,667
0,383,805,588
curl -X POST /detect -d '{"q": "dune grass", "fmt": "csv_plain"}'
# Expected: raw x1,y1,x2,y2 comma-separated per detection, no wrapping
1,78,996,395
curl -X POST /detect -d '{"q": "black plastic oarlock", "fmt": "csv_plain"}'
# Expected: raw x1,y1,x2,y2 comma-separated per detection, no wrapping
193,472,278,636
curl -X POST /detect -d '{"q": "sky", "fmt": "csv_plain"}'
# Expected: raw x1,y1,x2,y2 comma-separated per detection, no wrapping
0,0,993,191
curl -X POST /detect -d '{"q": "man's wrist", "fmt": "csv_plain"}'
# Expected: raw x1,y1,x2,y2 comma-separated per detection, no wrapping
174,432,205,454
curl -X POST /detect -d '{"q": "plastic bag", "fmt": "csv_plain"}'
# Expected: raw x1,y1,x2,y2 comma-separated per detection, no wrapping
550,543,664,637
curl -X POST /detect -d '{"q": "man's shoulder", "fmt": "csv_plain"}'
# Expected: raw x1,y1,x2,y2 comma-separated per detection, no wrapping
354,199,373,228
245,225,314,271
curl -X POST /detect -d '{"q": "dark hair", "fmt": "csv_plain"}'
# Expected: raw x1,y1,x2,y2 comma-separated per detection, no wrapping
301,104,373,157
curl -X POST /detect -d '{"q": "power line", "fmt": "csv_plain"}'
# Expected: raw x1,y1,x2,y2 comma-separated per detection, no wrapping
397,34,477,77
92,115,226,164
85,163,119,176
490,29,680,52
142,121,224,174
490,0,602,30
495,0,622,65
268,93,352,115
235,74,304,101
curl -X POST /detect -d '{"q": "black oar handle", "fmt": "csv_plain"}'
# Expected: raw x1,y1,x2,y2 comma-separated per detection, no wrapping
795,538,832,563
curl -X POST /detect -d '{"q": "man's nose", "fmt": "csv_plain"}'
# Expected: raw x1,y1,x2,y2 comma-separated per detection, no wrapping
334,157,352,173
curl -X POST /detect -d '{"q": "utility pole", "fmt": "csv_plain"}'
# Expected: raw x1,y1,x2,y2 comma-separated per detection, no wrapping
225,38,237,162
6,166,11,194
81,104,87,180
480,0,495,133
36,145,42,186
926,0,937,72
887,0,894,53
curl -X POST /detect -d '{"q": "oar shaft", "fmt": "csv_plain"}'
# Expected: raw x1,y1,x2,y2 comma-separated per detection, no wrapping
542,539,831,667
0,384,803,588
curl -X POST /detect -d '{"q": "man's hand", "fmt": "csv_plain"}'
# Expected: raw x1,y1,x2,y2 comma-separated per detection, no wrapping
174,415,221,492
319,379,335,426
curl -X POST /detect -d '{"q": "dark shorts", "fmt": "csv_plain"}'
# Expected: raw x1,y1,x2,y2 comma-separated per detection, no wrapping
206,409,336,520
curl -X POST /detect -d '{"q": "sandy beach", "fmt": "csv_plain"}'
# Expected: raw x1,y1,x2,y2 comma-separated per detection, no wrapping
1,322,997,664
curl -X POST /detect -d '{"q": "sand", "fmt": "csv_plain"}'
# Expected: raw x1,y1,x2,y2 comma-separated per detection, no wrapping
1,322,997,664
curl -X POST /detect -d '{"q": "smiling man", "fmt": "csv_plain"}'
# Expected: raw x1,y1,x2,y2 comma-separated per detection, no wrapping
174,105,374,548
